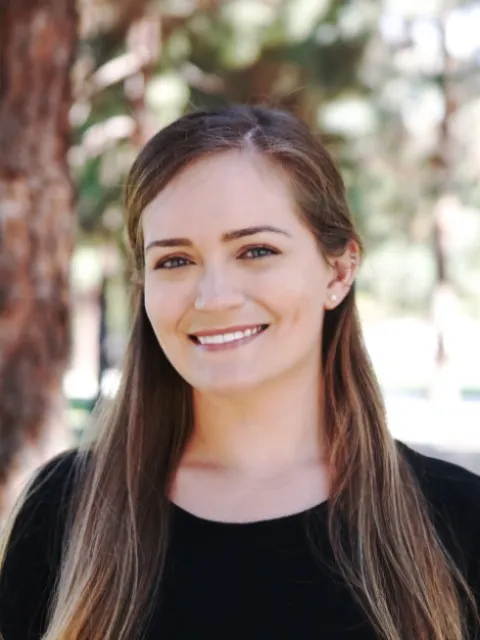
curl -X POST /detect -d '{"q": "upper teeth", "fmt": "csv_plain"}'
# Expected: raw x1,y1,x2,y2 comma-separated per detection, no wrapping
197,326,264,345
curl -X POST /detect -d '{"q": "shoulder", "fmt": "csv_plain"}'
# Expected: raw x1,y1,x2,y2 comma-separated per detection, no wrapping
396,440,480,566
8,448,87,534
0,448,88,573
0,448,88,639
397,440,480,510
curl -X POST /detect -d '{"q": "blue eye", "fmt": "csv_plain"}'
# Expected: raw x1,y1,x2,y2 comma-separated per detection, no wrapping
154,256,191,270
153,245,278,270
241,245,278,259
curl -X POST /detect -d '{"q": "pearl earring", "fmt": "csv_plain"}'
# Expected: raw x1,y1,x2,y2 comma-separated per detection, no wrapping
331,294,337,302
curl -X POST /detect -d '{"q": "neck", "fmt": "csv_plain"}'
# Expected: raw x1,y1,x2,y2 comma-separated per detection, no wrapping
183,368,326,478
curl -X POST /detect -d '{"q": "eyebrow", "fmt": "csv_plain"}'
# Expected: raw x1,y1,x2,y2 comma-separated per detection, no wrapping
144,225,292,253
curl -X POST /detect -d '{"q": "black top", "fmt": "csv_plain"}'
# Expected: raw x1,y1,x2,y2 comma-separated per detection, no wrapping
1,442,480,639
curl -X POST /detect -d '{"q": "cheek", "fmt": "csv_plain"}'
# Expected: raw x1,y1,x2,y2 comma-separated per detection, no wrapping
144,281,160,325
144,281,183,334
270,267,325,322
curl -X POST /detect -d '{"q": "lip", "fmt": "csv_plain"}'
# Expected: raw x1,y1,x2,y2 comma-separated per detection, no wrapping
189,324,269,338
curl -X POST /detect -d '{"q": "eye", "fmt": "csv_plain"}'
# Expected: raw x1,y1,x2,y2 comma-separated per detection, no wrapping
239,245,279,260
154,255,192,270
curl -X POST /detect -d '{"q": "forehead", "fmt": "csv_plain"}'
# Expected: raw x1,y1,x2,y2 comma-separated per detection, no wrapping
141,151,301,241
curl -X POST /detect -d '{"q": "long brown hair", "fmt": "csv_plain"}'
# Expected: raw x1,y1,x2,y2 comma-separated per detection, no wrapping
7,106,479,638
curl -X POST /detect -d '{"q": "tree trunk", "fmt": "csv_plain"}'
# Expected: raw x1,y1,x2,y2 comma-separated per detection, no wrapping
0,0,77,519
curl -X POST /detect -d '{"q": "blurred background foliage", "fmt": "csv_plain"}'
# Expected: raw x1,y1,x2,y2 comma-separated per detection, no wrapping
66,0,479,429
73,0,480,298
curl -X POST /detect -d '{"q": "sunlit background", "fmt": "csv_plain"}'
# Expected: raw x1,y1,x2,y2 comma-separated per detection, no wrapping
1,0,479,518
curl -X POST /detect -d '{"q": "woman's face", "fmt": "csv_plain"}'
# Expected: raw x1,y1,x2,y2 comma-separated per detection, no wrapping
142,150,335,395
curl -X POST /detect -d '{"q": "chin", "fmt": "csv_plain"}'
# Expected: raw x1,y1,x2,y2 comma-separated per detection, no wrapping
191,373,265,397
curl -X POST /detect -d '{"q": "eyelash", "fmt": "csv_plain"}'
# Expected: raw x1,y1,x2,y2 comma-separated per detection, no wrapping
153,245,279,270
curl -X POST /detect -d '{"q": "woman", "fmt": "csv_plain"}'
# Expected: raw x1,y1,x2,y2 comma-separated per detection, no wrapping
0,105,479,640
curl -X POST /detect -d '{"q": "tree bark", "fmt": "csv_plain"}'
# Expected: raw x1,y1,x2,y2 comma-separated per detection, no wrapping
0,0,77,517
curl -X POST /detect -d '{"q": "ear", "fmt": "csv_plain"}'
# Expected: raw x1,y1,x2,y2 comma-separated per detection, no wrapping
324,240,361,310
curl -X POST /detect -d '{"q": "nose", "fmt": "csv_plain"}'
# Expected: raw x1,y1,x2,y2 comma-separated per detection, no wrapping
194,265,245,311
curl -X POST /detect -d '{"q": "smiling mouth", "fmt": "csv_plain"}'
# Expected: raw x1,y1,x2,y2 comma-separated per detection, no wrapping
189,324,269,346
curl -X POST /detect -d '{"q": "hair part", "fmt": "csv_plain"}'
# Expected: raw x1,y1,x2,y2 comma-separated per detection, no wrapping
2,104,476,639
